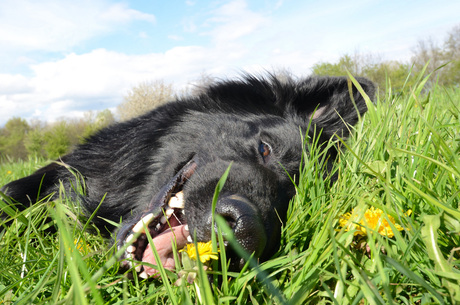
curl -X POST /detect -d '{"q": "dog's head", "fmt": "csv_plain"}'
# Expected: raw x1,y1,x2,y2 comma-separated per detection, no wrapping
116,75,375,276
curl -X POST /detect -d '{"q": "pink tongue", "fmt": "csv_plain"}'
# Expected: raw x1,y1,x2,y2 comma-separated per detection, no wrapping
142,224,189,277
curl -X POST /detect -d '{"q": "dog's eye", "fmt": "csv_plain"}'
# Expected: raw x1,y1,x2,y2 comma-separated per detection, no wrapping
259,142,272,162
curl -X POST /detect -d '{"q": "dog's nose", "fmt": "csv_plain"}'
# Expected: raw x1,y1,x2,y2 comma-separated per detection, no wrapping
213,194,267,260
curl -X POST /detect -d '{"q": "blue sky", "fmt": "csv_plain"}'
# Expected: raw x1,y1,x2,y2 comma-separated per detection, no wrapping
1,0,459,125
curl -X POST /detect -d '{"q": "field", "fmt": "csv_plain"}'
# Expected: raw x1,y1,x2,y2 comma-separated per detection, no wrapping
0,74,459,304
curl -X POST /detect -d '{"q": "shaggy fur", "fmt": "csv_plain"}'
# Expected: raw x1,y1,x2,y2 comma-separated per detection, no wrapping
1,74,375,273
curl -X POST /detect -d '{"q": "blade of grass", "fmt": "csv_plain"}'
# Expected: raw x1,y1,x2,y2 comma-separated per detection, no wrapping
15,254,59,305
381,255,445,304
215,215,287,305
143,223,179,305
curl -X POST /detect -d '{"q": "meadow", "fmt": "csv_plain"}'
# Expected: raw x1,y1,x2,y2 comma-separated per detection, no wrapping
0,73,459,304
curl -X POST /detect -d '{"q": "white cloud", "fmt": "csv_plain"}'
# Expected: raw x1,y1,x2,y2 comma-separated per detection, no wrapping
182,19,198,33
0,47,232,125
0,0,155,52
204,0,269,43
1,38,299,125
100,3,155,23
0,74,33,94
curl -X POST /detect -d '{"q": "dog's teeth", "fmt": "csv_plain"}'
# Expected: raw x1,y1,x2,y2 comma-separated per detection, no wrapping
187,236,193,243
127,253,135,260
126,234,135,244
132,213,155,233
139,271,148,279
165,208,174,217
142,213,155,223
160,215,167,224
156,223,161,230
135,265,142,272
127,245,136,253
168,192,185,209
184,225,189,231
132,226,144,233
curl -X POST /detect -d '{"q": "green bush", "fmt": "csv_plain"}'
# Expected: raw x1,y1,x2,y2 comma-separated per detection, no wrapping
43,122,72,160
0,117,29,160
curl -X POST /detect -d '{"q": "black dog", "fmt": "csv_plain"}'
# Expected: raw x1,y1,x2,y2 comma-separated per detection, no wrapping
1,74,374,277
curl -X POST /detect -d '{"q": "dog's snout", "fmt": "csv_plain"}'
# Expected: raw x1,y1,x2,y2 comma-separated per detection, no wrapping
213,195,267,259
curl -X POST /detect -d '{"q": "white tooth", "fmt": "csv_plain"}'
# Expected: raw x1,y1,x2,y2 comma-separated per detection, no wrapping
127,253,135,260
127,245,136,253
187,236,193,243
126,234,135,244
168,192,185,209
135,265,142,272
165,208,174,217
139,271,148,279
184,225,189,231
156,223,161,230
132,213,155,233
132,226,144,233
143,213,155,223
160,215,167,224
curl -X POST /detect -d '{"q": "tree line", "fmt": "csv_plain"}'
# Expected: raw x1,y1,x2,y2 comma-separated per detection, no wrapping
1,24,459,162
312,24,459,92
0,110,115,161
0,78,206,162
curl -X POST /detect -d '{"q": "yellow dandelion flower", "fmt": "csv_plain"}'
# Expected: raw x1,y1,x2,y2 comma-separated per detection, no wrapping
180,241,219,263
7,170,12,175
339,207,408,238
70,238,88,254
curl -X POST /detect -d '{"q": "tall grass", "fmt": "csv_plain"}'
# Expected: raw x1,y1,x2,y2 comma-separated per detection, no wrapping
0,76,459,304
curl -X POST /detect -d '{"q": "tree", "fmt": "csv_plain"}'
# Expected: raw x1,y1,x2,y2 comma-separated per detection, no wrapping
411,23,460,87
183,72,216,97
312,53,414,94
442,24,460,86
444,25,460,59
43,122,71,159
363,61,415,93
117,80,175,121
0,117,30,159
24,128,45,158
312,55,356,76
312,52,383,77
411,38,443,73
81,109,115,142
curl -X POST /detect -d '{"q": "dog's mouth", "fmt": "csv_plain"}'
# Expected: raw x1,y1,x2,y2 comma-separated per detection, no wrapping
118,158,197,278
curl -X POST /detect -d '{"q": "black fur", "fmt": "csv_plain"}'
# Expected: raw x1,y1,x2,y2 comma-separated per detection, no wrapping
1,74,375,271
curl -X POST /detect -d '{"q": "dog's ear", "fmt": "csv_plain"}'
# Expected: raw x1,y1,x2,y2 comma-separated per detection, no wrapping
292,76,375,140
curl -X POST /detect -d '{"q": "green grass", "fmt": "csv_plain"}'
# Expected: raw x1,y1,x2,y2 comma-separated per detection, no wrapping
1,75,459,304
